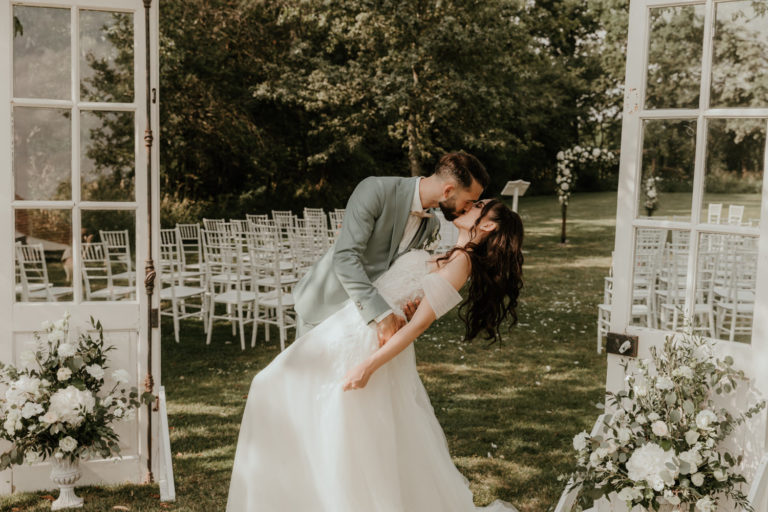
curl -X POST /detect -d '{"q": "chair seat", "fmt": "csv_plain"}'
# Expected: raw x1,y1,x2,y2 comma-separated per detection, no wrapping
160,285,205,300
257,290,294,308
29,286,73,298
112,271,135,281
88,286,134,300
15,283,50,293
210,273,251,284
253,274,299,287
212,290,257,304
713,300,754,313
161,270,202,281
713,286,754,302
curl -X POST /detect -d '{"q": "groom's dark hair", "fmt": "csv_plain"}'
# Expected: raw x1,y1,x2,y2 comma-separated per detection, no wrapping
433,152,489,190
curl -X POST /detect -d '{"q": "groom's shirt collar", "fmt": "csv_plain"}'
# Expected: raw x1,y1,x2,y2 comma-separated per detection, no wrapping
411,177,428,213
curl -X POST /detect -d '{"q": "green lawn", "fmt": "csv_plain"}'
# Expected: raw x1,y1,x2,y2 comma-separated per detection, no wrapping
2,191,619,512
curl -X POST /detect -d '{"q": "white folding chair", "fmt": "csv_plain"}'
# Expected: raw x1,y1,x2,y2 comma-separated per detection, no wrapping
707,202,722,224
713,244,757,341
177,223,203,273
15,243,73,302
727,204,745,225
202,229,257,350
99,229,135,287
81,242,134,301
246,226,296,350
159,227,208,343
328,209,345,241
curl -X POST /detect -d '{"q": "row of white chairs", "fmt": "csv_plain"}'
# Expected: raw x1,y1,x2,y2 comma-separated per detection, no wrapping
597,229,758,352
159,209,347,350
15,229,135,302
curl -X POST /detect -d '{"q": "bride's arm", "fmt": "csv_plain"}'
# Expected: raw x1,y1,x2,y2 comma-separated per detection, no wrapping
342,252,470,391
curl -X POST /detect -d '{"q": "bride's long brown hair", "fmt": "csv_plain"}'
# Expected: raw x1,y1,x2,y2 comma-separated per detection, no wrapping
437,199,524,344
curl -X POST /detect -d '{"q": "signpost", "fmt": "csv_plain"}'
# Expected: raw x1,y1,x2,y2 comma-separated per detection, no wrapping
500,180,531,212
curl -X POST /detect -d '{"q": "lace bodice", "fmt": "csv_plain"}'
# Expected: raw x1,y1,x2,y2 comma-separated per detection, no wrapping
373,250,432,315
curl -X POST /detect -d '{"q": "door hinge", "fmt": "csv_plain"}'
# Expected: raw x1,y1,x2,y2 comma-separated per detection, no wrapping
151,308,159,328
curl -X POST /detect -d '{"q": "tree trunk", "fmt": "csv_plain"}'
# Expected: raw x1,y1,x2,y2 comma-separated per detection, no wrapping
560,203,567,244
407,115,421,176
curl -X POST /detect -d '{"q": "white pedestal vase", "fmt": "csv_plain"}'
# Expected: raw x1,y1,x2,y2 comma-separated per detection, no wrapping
50,457,84,510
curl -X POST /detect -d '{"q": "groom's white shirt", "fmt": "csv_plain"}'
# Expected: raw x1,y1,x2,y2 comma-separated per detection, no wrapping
372,177,429,324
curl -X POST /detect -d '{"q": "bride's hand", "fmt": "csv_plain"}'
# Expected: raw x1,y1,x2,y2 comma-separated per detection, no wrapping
342,361,373,391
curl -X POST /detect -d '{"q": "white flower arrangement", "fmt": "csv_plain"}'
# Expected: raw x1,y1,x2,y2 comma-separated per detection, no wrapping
555,145,616,207
644,175,661,215
563,331,765,511
0,312,155,468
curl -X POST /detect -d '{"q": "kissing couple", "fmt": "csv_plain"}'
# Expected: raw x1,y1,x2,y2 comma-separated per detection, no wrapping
227,152,524,511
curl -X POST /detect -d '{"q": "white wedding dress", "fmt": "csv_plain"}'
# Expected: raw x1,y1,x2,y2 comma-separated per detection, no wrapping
226,250,517,512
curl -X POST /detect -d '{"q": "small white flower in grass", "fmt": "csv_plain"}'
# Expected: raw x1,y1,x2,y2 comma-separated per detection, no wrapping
691,472,704,486
656,375,674,390
685,430,700,445
696,496,714,511
59,436,78,453
696,409,717,430
85,364,104,380
112,369,130,384
57,342,76,358
57,367,72,382
651,420,669,437
21,402,43,419
573,431,589,451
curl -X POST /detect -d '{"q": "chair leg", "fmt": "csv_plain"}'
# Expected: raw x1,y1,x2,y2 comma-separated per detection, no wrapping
172,299,180,344
251,304,258,348
279,309,286,351
238,303,246,351
206,301,215,345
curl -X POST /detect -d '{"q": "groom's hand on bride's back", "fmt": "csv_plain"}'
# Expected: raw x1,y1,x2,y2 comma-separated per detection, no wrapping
376,313,406,347
376,299,420,347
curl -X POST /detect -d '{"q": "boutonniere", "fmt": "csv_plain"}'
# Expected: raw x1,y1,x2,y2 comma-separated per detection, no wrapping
422,224,441,252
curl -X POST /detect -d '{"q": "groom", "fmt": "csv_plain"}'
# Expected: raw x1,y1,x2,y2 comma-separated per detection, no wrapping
293,151,489,345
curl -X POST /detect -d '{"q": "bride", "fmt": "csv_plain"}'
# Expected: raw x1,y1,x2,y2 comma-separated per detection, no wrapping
226,199,524,512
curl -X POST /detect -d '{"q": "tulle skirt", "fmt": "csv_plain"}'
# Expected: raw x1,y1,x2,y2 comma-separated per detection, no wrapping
226,301,517,512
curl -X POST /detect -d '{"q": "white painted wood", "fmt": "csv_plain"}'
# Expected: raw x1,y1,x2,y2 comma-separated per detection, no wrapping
554,415,605,512
158,386,175,502
2,0,162,494
747,453,768,512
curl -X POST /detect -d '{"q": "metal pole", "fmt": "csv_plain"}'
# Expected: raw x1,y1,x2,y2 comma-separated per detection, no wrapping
142,0,155,484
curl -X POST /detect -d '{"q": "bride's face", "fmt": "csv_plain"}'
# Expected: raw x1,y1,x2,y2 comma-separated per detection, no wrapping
452,199,489,231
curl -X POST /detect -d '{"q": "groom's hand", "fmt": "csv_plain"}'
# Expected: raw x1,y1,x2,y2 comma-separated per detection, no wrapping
402,298,421,321
376,313,405,347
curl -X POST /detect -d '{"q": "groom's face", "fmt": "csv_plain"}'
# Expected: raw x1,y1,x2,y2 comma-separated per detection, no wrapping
439,180,484,221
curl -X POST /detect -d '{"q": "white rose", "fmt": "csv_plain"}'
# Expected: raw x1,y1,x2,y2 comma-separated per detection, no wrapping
672,366,694,379
573,431,589,451
47,330,65,344
57,367,72,382
21,402,43,419
626,442,676,486
49,386,95,427
574,145,582,153
648,412,660,422
656,376,675,390
696,410,718,430
592,148,601,157
618,427,631,444
691,472,704,486
4,418,17,435
5,375,42,406
556,151,565,160
651,421,669,437
636,414,647,424
25,450,42,464
685,430,700,445
41,410,59,424
54,451,64,460
85,364,104,380
112,369,130,384
114,408,124,418
57,343,76,358
562,168,571,177
561,182,570,191
59,436,78,453
679,449,703,473
713,468,727,481
41,379,50,388
696,496,714,512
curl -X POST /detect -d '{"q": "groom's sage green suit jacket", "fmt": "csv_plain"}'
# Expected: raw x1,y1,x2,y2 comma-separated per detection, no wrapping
293,176,440,326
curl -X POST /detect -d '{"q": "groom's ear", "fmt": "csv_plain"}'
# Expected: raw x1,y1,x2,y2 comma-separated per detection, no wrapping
441,182,455,199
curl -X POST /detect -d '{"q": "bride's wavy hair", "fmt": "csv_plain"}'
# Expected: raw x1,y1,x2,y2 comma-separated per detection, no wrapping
438,199,524,344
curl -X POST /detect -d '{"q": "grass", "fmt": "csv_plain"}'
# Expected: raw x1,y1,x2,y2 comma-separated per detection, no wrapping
2,191,620,512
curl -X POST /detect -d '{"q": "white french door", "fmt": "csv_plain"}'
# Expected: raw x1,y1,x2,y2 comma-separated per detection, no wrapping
607,0,768,509
0,0,160,491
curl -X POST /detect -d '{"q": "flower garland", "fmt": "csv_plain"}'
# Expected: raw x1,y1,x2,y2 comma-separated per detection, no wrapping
556,145,617,206
0,312,155,468
563,332,765,511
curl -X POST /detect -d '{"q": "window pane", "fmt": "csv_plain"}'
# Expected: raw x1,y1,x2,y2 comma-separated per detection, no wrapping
13,6,71,100
695,233,757,343
13,107,72,201
81,210,136,301
701,118,766,226
81,111,135,201
80,10,134,103
630,228,691,332
15,209,73,303
645,4,705,109
711,1,768,108
638,120,697,220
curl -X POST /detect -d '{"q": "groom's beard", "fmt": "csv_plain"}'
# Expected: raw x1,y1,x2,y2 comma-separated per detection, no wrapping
438,199,461,221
